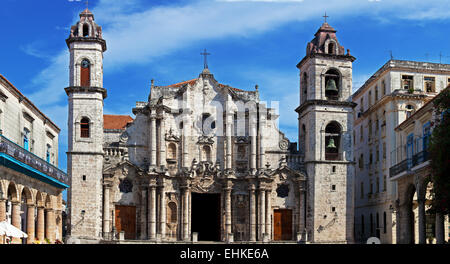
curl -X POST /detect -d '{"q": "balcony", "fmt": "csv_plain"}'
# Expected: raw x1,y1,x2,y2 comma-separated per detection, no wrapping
389,159,409,178
389,135,431,179
0,134,68,188
412,150,430,167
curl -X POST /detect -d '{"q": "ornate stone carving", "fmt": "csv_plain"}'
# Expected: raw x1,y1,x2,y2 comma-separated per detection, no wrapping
165,128,180,142
279,138,289,150
197,135,214,145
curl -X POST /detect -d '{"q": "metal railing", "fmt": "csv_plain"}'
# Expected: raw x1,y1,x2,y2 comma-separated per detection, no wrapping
389,135,431,178
0,134,68,185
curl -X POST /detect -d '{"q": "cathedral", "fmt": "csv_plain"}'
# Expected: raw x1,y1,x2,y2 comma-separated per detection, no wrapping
66,9,355,244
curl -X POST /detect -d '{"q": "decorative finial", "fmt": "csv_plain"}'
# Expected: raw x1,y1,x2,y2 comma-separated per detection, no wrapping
200,49,211,69
151,79,155,87
323,12,329,23
255,84,259,90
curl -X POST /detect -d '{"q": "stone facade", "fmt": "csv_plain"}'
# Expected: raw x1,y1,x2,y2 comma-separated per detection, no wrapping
390,89,450,244
0,74,67,244
352,60,450,244
66,10,359,244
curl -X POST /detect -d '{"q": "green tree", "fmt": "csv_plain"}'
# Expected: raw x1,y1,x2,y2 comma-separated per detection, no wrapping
429,88,450,215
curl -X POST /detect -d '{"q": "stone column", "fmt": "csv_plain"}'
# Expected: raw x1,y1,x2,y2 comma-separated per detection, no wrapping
258,188,266,241
0,199,6,222
26,205,35,244
148,185,157,240
258,109,265,169
159,185,166,240
250,111,257,172
45,208,55,241
182,187,190,241
55,210,62,241
249,184,256,242
150,115,157,167
140,189,147,239
418,199,426,244
224,186,232,240
36,206,45,241
226,113,233,170
11,202,21,243
182,130,189,168
299,189,306,238
160,115,166,168
435,212,445,244
265,189,271,240
103,184,111,237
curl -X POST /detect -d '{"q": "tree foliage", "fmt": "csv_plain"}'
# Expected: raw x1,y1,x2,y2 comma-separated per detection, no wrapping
429,87,450,215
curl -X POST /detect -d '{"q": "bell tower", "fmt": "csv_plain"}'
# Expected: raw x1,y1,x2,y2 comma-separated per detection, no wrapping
65,8,107,242
295,21,356,243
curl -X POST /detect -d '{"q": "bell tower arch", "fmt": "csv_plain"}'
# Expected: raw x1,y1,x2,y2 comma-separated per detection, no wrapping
295,21,356,243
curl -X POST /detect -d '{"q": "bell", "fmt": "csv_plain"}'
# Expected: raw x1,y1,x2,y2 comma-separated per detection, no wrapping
327,138,336,149
326,79,338,93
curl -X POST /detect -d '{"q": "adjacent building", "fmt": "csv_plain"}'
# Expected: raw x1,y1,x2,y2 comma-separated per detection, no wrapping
390,87,450,244
352,60,450,243
0,74,69,244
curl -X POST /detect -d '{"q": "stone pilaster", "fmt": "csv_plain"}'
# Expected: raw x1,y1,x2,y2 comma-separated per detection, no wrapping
103,183,111,236
224,185,232,239
298,188,306,239
159,183,166,239
26,205,35,244
140,189,147,239
226,113,232,170
182,187,190,241
249,184,256,242
258,109,266,169
148,183,157,240
265,189,272,240
250,111,257,172
159,115,166,168
258,188,266,240
150,115,157,167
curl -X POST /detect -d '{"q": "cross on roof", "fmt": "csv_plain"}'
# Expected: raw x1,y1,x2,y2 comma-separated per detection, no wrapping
201,49,211,69
323,12,329,23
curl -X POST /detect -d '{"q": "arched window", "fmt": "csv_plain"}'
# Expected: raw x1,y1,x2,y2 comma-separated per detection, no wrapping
167,143,177,160
80,59,91,87
325,122,341,160
80,118,90,138
325,69,340,100
82,24,89,37
328,42,335,54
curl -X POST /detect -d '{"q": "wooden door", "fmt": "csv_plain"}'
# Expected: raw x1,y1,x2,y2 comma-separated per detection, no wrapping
115,205,136,240
274,209,293,241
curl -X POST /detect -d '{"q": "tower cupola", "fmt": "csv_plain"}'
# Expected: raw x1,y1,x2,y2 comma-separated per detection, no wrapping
66,8,107,52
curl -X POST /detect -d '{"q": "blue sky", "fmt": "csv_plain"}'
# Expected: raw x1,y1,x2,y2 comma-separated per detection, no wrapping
1,0,450,177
